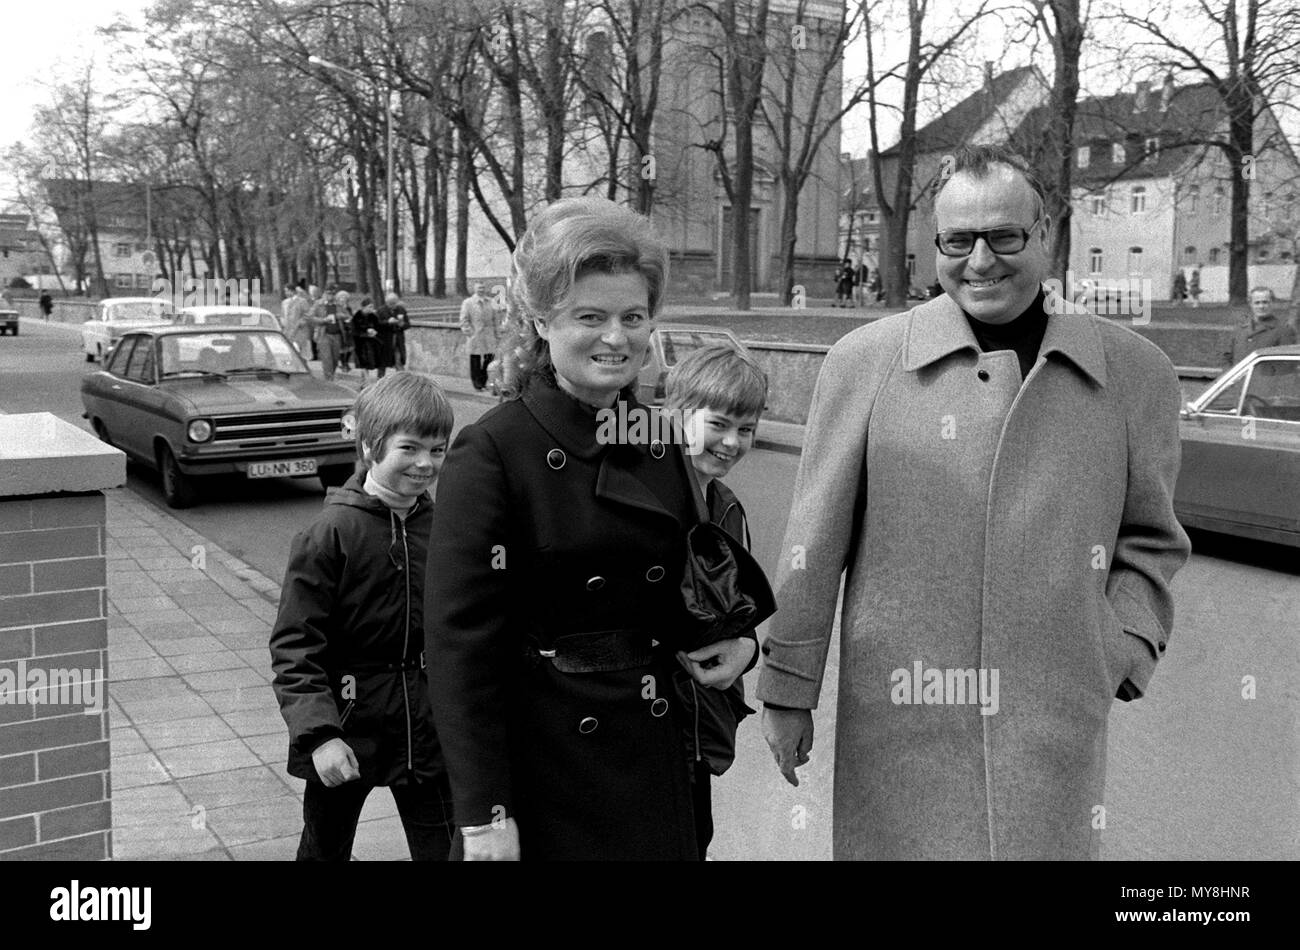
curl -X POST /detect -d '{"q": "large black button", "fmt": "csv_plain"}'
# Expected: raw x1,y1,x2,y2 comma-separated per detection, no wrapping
977,369,990,381
585,576,606,591
645,565,665,583
578,716,599,734
546,448,566,470
650,698,669,718
650,440,666,459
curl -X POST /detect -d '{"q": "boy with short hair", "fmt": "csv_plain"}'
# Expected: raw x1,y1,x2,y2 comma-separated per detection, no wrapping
271,371,455,861
664,343,769,860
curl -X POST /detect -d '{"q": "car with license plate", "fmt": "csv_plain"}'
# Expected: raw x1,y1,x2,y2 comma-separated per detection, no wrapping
0,307,17,336
80,325,358,508
1176,345,1300,547
174,305,283,332
81,297,176,362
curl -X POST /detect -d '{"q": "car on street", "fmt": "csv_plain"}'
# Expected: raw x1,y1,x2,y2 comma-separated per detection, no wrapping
81,297,176,362
637,324,749,404
1176,344,1300,547
174,305,283,332
80,325,358,508
0,307,17,336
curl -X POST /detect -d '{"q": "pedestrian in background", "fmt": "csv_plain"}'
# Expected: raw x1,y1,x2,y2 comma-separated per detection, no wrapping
384,291,411,370
270,371,456,861
1223,286,1297,366
284,282,313,359
39,291,53,321
459,282,500,390
1171,270,1187,303
314,288,342,380
352,297,380,386
834,257,855,307
854,258,870,308
335,290,355,373
1189,265,1202,308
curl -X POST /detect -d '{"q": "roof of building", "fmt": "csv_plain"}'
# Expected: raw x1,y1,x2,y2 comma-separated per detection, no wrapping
878,66,1040,159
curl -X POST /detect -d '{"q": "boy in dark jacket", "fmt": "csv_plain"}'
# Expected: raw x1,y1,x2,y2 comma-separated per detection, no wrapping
271,372,455,861
665,343,769,859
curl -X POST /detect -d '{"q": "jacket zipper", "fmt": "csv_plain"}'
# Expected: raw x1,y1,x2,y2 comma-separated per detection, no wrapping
340,699,355,725
399,510,413,772
690,679,701,762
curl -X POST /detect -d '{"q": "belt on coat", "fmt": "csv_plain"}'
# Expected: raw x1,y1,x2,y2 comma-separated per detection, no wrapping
526,631,654,674
343,652,425,674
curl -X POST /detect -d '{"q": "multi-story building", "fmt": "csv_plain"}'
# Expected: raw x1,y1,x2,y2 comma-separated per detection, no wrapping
839,153,882,275
0,213,47,288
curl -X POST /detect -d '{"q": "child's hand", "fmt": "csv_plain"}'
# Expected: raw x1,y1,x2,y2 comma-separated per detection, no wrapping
675,638,757,690
312,738,361,787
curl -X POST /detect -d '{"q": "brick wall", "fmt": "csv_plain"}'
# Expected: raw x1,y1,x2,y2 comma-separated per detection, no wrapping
0,492,112,860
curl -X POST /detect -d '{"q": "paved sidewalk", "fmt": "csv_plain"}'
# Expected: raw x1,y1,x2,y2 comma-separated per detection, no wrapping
105,490,410,860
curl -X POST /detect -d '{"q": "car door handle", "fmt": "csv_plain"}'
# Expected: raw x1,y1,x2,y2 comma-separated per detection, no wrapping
111,384,122,391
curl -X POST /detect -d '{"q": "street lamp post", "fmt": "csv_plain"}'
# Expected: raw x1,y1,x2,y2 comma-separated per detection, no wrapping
309,55,397,293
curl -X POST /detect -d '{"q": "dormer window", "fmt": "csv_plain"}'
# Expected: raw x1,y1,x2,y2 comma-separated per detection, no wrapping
1131,185,1147,213
1144,137,1160,162
1112,142,1125,164
1077,146,1090,169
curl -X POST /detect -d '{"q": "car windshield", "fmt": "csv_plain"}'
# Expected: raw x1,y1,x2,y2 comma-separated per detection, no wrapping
158,332,309,378
659,330,738,366
106,302,174,322
183,311,276,328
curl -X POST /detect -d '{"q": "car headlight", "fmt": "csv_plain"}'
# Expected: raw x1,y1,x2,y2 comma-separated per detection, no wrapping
341,412,357,440
187,419,213,443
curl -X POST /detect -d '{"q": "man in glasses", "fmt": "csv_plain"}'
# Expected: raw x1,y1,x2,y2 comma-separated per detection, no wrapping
758,143,1189,860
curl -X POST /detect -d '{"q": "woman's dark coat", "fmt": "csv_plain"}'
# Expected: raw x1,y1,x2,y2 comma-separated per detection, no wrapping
425,378,700,860
270,475,444,785
351,308,381,370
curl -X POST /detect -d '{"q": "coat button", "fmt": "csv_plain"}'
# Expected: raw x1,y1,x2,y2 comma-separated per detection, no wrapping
650,697,669,718
585,576,606,591
645,565,665,583
977,369,990,381
650,439,666,459
578,716,599,734
546,448,566,470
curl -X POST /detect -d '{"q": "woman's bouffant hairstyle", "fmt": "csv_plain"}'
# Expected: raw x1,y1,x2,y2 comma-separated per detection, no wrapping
664,343,768,420
352,371,454,469
495,197,670,398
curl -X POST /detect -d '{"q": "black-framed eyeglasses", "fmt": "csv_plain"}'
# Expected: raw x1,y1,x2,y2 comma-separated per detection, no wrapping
934,217,1041,257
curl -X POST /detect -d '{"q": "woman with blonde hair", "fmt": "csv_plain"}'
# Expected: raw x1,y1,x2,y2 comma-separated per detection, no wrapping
425,197,756,860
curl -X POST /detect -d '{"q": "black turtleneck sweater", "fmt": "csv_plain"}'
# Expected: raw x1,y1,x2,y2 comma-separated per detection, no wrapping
964,289,1049,382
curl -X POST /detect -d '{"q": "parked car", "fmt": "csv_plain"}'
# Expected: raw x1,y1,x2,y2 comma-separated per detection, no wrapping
0,307,17,336
174,305,283,332
81,297,175,362
1176,344,1300,547
636,324,748,405
80,326,358,508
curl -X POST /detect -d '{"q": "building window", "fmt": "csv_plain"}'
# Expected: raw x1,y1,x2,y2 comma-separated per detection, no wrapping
906,254,916,278
1090,192,1106,216
1144,137,1160,162
114,242,132,258
1112,142,1125,164
1209,247,1220,264
1128,246,1144,273
865,211,877,224
862,237,872,251
1186,184,1199,213
1130,186,1146,213
1213,187,1225,214
1089,248,1103,274
338,250,354,269
135,274,152,289
114,273,134,289
1077,146,1090,169
1184,245,1197,261
1258,248,1270,261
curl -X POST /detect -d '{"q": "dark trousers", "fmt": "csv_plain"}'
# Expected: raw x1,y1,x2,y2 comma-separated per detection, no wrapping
469,354,492,390
297,775,454,861
395,334,407,370
693,762,713,861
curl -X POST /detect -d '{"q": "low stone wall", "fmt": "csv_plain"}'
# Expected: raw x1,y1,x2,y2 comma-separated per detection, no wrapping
403,319,1237,426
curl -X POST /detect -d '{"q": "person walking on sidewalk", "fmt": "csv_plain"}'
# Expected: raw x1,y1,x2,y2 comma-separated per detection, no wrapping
39,291,54,321
383,292,411,370
270,371,456,861
459,282,500,390
334,290,355,373
314,289,342,380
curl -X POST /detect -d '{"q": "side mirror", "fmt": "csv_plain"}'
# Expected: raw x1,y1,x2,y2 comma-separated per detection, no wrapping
1180,401,1200,419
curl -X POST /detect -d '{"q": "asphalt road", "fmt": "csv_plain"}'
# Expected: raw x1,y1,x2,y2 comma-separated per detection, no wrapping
4,317,1296,860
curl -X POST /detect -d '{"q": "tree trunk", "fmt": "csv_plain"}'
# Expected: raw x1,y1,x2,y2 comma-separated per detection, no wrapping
455,125,470,297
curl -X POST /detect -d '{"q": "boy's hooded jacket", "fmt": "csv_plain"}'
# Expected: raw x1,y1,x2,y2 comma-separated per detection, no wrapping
270,473,444,785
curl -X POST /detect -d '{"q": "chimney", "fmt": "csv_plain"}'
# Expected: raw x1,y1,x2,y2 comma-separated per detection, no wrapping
1133,80,1150,113
1160,72,1175,112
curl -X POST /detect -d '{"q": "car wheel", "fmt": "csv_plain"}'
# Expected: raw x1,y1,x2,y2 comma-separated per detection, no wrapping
318,464,354,490
92,420,112,447
157,444,198,509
